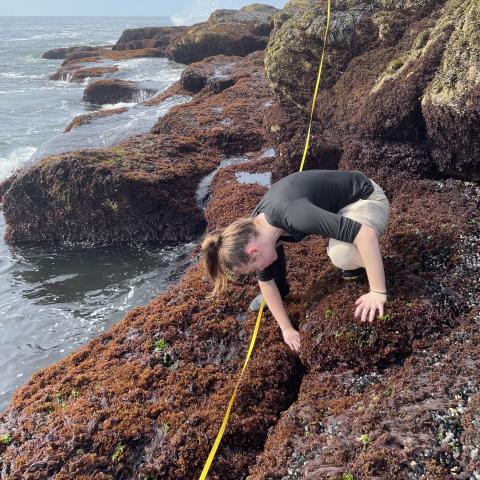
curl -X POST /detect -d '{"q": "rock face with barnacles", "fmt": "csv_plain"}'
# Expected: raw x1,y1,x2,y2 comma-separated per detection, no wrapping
265,0,480,179
0,1,479,479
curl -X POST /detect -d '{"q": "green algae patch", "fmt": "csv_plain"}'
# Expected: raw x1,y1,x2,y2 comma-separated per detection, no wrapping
111,443,125,462
0,433,12,445
370,28,433,94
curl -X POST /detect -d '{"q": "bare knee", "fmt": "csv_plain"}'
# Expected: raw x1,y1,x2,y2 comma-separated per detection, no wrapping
327,243,363,270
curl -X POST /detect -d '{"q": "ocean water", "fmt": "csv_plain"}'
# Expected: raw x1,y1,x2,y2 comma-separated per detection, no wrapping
0,16,203,412
0,16,189,177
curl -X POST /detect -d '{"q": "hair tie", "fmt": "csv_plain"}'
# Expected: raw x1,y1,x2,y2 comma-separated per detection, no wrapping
215,235,222,249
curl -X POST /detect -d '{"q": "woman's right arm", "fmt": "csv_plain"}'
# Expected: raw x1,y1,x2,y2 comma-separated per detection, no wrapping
258,279,301,352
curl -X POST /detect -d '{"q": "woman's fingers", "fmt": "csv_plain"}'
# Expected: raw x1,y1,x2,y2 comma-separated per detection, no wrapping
357,304,383,323
288,334,300,352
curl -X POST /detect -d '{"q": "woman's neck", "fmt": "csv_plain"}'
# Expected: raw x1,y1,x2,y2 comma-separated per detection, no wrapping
254,213,284,242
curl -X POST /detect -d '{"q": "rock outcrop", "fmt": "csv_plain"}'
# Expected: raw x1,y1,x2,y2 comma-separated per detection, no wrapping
48,48,164,82
41,45,101,59
2,138,218,247
113,26,187,52
64,107,130,132
165,4,278,64
264,0,480,179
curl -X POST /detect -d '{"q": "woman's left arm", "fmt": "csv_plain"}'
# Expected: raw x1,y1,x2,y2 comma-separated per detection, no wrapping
352,224,387,323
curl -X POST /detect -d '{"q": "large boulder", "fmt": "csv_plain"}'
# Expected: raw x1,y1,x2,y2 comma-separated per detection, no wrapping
265,0,382,108
165,4,278,64
179,54,243,94
113,26,187,52
2,137,220,248
82,79,157,105
421,0,480,177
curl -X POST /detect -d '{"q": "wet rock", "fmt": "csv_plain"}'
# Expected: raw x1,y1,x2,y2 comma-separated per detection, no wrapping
264,0,479,178
82,79,157,105
141,81,192,107
248,308,480,479
262,99,343,180
421,0,480,176
180,54,243,94
64,107,130,132
265,0,383,109
68,66,120,83
48,48,164,83
0,174,17,205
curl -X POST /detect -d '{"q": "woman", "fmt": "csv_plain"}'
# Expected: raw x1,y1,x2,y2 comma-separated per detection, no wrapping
201,169,390,353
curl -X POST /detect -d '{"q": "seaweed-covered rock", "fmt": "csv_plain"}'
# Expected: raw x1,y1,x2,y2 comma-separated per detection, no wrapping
265,0,382,109
67,65,119,83
263,0,480,178
2,137,220,247
165,4,278,64
1,151,478,478
180,54,243,94
64,107,129,132
248,307,480,479
1,3,479,478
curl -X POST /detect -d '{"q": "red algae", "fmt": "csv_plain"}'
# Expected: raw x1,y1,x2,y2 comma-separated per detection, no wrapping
1,1,480,478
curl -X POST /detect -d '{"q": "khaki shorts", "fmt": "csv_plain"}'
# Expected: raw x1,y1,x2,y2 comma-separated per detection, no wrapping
326,179,390,270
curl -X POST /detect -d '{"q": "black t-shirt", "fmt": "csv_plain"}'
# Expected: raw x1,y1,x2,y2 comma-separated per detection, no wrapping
250,169,374,282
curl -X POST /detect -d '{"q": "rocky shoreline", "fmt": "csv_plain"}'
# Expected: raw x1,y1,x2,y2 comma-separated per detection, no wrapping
0,1,479,479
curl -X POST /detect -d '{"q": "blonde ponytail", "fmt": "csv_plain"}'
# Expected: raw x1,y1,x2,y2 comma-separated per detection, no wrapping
201,217,257,296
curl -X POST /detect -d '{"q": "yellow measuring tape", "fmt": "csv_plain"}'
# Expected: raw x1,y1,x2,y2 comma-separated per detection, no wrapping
199,2,331,477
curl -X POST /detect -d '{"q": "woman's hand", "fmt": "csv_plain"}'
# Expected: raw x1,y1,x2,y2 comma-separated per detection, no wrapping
282,326,301,352
354,291,387,323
